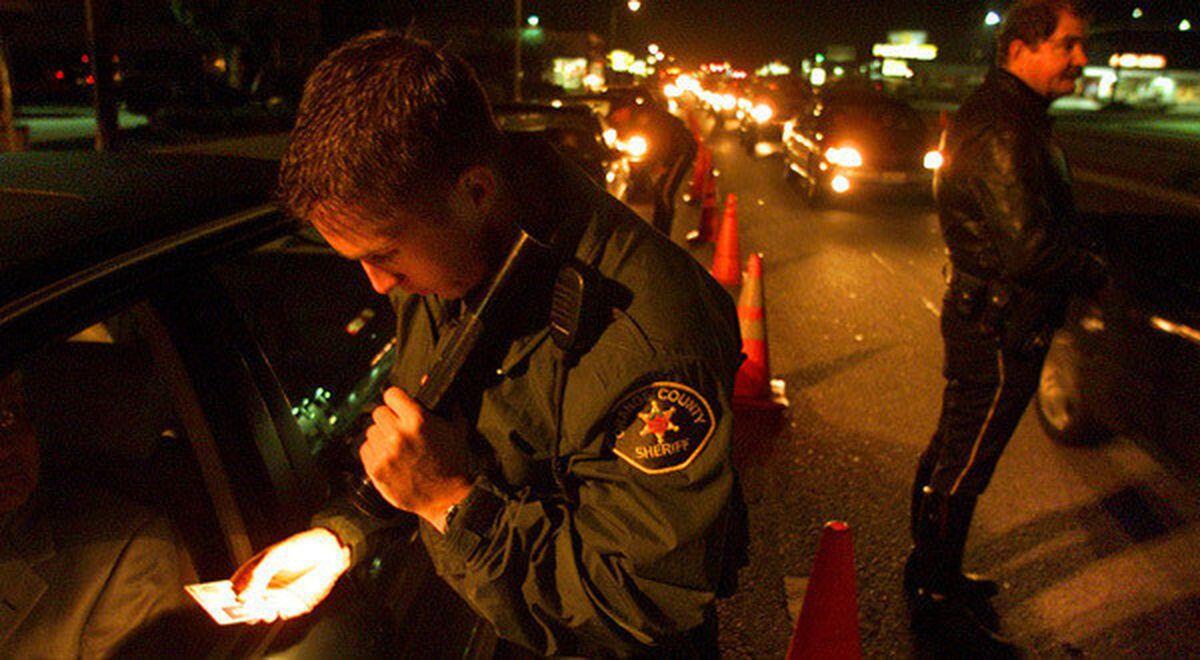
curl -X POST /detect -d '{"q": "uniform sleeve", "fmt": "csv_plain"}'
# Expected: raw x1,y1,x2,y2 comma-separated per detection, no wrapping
425,352,735,656
969,125,1100,290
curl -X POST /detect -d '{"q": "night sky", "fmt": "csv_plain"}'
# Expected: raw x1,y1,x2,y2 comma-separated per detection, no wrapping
410,0,1200,66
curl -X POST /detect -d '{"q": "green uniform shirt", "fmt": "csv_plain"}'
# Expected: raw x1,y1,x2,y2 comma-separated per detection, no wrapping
316,139,742,656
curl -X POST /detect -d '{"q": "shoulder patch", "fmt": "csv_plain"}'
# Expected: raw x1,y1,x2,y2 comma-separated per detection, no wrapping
610,382,715,475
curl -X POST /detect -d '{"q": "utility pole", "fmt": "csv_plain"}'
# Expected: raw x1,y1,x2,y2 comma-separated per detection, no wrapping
609,4,617,50
0,33,16,151
513,0,523,101
84,0,118,151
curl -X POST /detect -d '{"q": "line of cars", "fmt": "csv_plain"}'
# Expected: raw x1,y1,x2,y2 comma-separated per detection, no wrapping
694,76,944,206
694,74,1200,472
491,88,674,207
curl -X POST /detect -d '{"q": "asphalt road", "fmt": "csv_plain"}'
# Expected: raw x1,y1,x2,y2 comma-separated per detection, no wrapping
686,123,1200,657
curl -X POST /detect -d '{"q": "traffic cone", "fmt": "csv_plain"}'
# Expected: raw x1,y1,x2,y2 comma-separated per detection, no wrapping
785,521,862,660
684,145,710,205
711,193,742,287
687,169,718,244
734,253,788,410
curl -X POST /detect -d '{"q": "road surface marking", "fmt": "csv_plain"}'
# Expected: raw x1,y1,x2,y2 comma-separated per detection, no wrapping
873,251,942,318
1074,168,1200,213
870,251,897,275
922,297,942,318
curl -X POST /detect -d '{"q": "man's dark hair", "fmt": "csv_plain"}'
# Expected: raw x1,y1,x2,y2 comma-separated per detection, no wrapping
996,0,1090,66
279,31,503,224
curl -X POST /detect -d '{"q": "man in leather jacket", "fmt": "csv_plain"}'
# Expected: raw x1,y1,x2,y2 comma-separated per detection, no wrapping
905,0,1106,653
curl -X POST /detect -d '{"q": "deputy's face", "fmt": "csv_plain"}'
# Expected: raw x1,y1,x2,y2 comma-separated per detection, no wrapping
1011,11,1089,99
0,373,39,515
313,201,490,300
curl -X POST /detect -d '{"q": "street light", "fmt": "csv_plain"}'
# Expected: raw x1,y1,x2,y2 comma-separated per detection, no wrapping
1132,7,1143,19
610,0,643,50
527,14,539,27
985,11,1002,27
1181,19,1193,32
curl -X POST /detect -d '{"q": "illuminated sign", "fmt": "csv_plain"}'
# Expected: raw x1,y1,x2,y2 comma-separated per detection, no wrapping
887,31,928,45
872,43,938,61
755,61,792,77
551,57,588,90
1107,53,1167,69
881,59,915,79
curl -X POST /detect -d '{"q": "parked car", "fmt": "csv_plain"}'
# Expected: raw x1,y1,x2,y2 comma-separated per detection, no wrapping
492,102,632,202
1037,213,1200,471
0,152,491,658
781,89,940,206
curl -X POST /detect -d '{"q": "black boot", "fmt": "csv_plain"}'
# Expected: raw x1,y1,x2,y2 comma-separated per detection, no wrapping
905,489,1021,656
911,465,999,600
942,493,1000,600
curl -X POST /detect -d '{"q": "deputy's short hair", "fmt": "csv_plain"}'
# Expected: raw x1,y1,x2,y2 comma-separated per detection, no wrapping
996,0,1091,66
279,31,502,223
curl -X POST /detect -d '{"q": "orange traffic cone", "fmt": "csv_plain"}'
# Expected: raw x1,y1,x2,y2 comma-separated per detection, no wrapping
684,145,710,205
711,193,742,287
687,169,718,244
734,253,788,410
785,521,862,660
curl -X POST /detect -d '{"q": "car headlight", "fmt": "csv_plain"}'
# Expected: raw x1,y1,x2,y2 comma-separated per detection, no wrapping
603,128,618,148
825,146,863,168
923,150,944,170
625,135,649,160
751,103,774,124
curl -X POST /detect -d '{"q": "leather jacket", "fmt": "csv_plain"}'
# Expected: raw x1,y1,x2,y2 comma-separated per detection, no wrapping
935,69,1103,295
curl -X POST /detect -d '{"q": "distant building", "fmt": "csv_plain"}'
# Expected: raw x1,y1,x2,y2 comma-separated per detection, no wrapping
1078,27,1200,108
410,19,604,103
5,0,321,106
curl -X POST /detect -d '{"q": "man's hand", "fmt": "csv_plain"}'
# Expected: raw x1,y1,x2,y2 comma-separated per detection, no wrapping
230,528,350,621
360,387,474,532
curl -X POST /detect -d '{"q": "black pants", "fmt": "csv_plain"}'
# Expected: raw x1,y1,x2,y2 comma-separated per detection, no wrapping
651,140,697,236
916,300,1051,498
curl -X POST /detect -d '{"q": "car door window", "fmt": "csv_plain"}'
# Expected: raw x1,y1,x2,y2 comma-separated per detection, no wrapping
2,304,232,658
209,228,397,462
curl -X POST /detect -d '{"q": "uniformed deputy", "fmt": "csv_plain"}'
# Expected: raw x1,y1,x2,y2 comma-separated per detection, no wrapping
905,0,1106,654
229,32,744,657
609,95,697,237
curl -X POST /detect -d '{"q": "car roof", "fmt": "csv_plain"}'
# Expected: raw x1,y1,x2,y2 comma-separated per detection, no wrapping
1,151,280,307
818,91,919,121
492,103,603,133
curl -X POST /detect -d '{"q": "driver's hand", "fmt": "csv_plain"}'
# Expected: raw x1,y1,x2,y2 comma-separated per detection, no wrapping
230,527,350,622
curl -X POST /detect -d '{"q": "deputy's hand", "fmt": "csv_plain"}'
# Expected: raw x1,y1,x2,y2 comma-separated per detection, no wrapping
230,527,350,621
360,387,474,532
